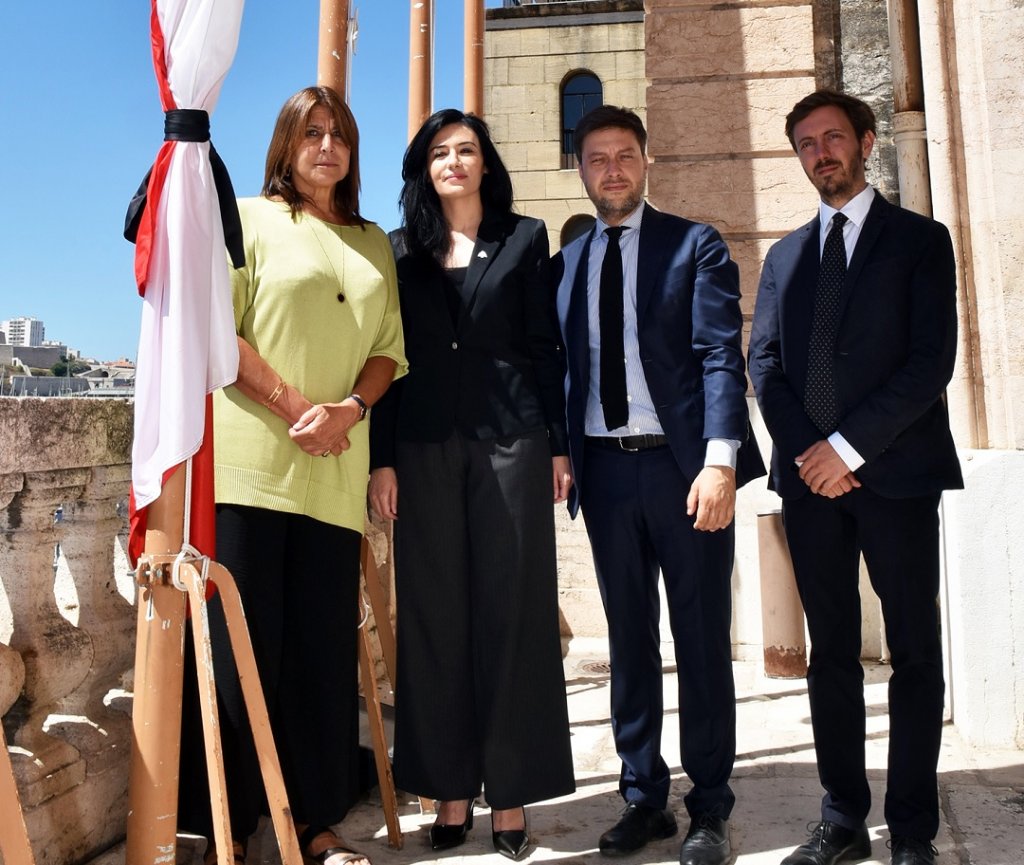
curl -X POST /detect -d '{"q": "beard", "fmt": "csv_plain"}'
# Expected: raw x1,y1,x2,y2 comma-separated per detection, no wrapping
592,186,644,223
811,158,864,205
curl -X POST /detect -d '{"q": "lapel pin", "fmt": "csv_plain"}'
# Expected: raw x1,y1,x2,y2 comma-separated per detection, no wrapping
477,250,487,258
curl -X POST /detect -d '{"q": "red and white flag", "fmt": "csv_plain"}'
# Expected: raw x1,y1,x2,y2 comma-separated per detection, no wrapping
127,0,244,565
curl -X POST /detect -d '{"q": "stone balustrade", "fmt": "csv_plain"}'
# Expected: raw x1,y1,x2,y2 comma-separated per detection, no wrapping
0,397,135,865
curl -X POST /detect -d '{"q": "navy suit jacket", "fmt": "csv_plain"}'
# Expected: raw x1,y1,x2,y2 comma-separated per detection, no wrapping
553,204,765,518
748,192,963,500
370,213,568,469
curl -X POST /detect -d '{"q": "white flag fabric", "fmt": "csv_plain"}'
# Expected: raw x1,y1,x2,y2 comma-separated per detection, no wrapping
131,0,243,513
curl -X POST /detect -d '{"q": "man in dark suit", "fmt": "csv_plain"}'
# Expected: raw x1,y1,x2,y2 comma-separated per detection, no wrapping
553,105,764,865
748,91,963,865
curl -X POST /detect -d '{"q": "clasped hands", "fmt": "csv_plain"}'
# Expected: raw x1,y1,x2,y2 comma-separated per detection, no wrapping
796,439,861,498
288,401,361,457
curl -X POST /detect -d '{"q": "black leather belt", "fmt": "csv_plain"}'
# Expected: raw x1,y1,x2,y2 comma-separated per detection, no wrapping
585,434,669,452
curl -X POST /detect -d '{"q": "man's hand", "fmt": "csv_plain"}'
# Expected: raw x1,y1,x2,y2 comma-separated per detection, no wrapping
687,465,736,531
796,439,862,498
552,456,573,504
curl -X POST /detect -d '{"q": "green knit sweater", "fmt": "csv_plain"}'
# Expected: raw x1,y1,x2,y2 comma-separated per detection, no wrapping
214,197,407,534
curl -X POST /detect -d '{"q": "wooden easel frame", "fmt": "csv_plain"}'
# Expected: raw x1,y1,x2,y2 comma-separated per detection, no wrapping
0,721,34,865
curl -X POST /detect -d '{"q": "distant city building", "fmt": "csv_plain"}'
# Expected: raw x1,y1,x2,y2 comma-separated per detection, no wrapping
2,317,45,347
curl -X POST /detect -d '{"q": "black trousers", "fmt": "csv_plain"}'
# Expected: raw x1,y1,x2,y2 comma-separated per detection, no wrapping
179,505,362,840
391,430,575,809
580,442,736,819
782,488,945,840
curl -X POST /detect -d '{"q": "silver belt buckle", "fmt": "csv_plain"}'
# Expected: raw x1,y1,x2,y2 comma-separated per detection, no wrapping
618,436,640,453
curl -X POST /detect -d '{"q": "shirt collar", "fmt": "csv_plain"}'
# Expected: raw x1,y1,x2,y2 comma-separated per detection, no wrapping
819,183,875,230
595,200,645,238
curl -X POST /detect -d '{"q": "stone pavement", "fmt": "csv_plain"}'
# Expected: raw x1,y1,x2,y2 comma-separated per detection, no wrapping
95,638,1024,865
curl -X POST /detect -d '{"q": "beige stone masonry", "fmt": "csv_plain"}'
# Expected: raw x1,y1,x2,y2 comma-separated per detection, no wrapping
649,157,818,236
647,76,816,157
646,4,814,80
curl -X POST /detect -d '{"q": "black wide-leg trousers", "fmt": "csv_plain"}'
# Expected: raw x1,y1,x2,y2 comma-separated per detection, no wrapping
391,430,575,809
179,504,362,840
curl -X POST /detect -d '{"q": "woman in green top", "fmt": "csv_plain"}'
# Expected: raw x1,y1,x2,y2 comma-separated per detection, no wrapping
180,86,405,865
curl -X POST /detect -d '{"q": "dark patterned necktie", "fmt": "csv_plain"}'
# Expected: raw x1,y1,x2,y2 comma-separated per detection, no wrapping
599,226,628,431
804,212,848,435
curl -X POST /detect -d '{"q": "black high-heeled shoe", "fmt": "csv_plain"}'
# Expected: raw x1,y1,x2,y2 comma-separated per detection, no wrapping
429,799,475,850
492,808,529,861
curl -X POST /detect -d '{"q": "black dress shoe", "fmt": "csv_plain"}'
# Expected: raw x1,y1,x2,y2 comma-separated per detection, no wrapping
781,820,871,865
493,829,529,861
889,836,937,865
599,802,678,856
679,815,731,865
429,799,475,850
492,808,530,860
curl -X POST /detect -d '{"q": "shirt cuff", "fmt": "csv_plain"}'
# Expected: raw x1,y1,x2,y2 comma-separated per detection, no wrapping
829,431,865,472
705,438,740,470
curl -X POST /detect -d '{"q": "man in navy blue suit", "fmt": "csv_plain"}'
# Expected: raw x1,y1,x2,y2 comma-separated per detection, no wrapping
553,105,764,865
749,91,962,865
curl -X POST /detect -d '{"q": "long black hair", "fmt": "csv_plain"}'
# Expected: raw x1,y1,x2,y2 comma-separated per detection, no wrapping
399,109,514,261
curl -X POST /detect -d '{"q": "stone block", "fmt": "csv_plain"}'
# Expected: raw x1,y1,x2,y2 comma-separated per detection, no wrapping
512,171,547,201
508,54,546,86
727,237,778,314
0,398,133,476
608,22,645,53
647,76,816,158
526,140,561,171
487,30,521,59
547,170,588,200
649,155,818,235
646,5,814,79
485,56,509,87
615,51,645,82
489,84,529,114
518,28,551,57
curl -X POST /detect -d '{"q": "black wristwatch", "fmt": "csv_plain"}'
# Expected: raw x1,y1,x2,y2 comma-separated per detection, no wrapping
347,393,368,421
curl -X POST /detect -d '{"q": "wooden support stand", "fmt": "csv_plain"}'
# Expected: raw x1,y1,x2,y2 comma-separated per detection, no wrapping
0,721,35,865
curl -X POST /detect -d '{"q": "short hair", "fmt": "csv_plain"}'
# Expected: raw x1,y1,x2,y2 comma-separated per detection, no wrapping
399,108,514,261
573,105,648,160
262,86,365,225
785,90,877,150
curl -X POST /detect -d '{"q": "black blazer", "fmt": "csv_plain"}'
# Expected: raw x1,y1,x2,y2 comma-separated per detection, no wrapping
748,192,963,500
370,213,568,468
553,204,765,517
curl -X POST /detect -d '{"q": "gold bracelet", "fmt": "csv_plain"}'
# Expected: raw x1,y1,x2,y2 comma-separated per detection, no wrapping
263,380,286,407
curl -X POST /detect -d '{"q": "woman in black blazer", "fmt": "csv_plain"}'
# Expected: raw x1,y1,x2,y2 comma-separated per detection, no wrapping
369,109,574,860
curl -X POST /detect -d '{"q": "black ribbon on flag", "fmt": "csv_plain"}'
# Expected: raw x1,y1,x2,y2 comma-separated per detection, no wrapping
124,108,245,270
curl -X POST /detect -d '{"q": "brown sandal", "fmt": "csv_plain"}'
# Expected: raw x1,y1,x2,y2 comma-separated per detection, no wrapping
298,825,368,865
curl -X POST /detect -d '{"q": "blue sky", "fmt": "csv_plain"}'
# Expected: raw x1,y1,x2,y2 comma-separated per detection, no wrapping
0,1,498,362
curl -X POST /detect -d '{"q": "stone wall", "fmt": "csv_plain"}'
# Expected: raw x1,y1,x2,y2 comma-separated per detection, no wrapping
0,397,135,864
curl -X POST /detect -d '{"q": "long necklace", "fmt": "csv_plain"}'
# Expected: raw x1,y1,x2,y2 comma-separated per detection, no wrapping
305,213,348,303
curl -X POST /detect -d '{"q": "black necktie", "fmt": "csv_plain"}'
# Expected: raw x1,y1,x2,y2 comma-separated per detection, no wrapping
804,212,848,434
599,226,628,431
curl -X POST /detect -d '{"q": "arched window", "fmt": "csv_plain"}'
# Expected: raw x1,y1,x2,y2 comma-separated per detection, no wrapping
561,71,602,169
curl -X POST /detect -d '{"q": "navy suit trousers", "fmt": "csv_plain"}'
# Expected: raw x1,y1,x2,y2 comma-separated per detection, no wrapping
580,441,736,818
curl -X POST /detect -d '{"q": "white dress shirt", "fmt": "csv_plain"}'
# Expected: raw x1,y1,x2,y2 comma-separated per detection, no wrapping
584,201,738,469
